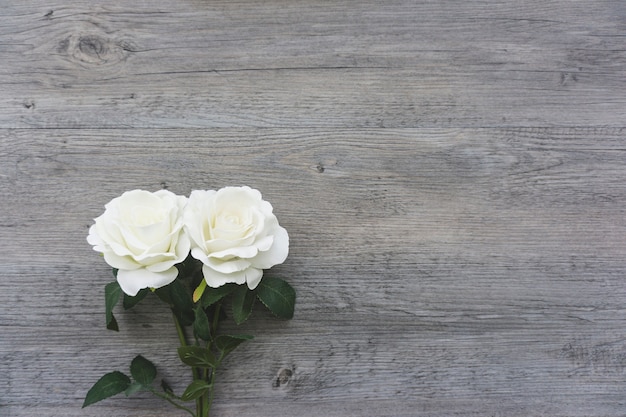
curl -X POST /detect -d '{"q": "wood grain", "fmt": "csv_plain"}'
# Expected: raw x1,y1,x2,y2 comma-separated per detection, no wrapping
1,0,625,416
2,129,626,416
1,1,624,128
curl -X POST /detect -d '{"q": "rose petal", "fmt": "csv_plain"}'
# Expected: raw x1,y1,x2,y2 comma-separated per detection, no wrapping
117,190,164,213
212,210,253,240
117,266,178,296
94,220,127,253
191,247,210,265
118,226,150,255
202,264,247,288
106,242,135,259
183,186,288,289
103,251,141,271
184,190,216,247
252,226,289,269
208,245,259,260
132,229,184,261
88,189,190,273
245,268,263,290
215,186,262,209
254,235,274,252
144,255,178,272
204,236,255,254
132,220,171,250
204,256,252,274
174,232,191,261
145,233,189,272
138,253,171,264
87,225,107,252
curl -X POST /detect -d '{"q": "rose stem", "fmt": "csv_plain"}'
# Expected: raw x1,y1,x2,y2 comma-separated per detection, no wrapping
204,302,222,417
149,389,196,417
172,311,202,417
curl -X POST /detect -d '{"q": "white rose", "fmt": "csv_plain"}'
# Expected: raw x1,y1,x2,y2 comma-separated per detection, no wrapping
87,189,191,296
184,186,289,290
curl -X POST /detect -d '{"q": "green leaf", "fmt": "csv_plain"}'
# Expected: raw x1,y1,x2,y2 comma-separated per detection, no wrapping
215,334,254,359
83,371,131,408
176,255,198,277
192,279,207,303
155,280,194,325
201,283,237,308
170,279,193,312
130,355,157,386
154,286,172,304
177,346,217,368
232,285,255,325
161,379,173,395
123,288,149,309
193,305,211,341
106,315,119,332
181,380,211,401
105,281,122,331
125,381,144,397
256,276,296,319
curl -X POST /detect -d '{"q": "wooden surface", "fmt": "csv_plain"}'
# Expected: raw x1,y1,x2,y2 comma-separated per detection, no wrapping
1,1,625,416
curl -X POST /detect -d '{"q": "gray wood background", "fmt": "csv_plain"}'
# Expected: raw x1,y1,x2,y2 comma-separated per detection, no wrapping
1,1,625,416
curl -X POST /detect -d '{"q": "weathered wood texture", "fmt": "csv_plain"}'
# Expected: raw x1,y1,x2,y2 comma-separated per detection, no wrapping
1,1,625,416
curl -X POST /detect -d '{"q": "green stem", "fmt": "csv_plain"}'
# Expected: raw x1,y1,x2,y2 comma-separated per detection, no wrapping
203,302,222,417
172,312,202,417
172,312,187,347
200,368,209,417
150,389,196,417
207,380,216,416
211,303,222,336
172,312,201,382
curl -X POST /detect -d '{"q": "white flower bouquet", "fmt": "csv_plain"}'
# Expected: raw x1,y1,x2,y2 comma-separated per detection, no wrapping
83,186,295,417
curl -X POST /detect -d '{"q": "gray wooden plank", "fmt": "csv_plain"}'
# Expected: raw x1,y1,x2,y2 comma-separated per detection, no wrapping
0,0,624,128
2,0,625,415
1,128,625,415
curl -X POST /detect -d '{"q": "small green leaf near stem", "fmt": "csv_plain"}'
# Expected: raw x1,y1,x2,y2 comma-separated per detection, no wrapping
177,346,218,368
83,371,130,407
173,312,200,375
256,276,296,319
130,355,157,386
172,311,203,416
181,380,211,401
232,286,255,324
104,281,122,331
123,288,149,309
194,305,211,341
211,302,222,338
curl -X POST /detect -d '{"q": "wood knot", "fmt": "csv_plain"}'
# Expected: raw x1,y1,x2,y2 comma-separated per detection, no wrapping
58,32,131,67
311,158,337,174
78,36,106,61
272,367,294,389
